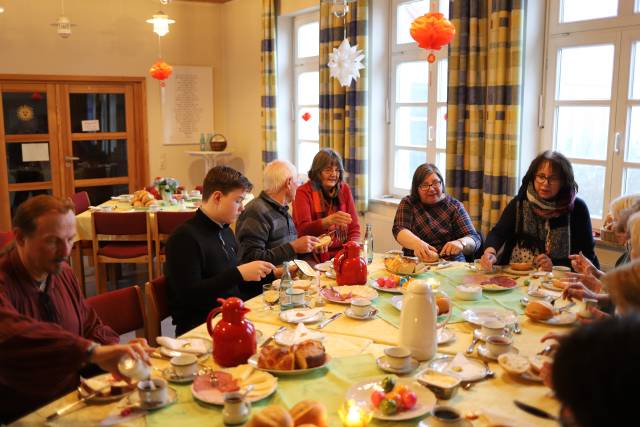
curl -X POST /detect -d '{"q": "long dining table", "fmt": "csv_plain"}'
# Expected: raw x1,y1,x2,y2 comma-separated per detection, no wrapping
12,254,573,426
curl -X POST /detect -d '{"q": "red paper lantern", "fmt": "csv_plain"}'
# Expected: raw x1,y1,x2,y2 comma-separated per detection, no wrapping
302,112,312,122
410,12,455,63
149,59,173,87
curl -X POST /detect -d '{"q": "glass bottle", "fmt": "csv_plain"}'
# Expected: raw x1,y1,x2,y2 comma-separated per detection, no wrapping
363,223,374,265
279,261,294,311
199,133,206,151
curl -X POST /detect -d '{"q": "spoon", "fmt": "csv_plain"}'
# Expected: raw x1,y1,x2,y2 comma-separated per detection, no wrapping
466,337,479,354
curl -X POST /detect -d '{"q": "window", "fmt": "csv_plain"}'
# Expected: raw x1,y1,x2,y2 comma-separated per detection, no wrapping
543,0,640,225
293,13,320,175
389,0,448,195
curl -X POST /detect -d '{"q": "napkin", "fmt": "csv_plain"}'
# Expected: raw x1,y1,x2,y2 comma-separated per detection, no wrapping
280,308,323,323
445,352,487,381
156,336,208,354
277,322,324,346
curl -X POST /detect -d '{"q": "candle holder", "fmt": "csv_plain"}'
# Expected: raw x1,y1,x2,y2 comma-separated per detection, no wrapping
338,399,372,427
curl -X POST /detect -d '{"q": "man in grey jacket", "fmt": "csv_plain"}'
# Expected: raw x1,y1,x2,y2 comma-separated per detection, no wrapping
236,160,327,265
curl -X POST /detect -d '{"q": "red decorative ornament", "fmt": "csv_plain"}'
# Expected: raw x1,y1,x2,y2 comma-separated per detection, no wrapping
410,12,456,63
31,92,43,101
149,59,173,87
302,112,312,122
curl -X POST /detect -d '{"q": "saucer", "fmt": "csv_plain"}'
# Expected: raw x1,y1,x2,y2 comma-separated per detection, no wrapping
418,415,472,427
473,328,509,342
129,387,178,410
376,355,419,374
325,269,336,279
477,344,519,361
437,328,456,345
344,306,378,320
162,367,197,384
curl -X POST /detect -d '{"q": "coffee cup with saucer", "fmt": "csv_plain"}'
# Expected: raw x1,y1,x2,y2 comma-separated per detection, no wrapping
345,298,377,319
377,346,419,374
135,378,177,409
477,335,517,360
474,320,510,341
164,354,198,383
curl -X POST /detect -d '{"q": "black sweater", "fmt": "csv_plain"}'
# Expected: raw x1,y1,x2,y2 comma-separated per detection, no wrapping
484,197,599,269
164,209,266,335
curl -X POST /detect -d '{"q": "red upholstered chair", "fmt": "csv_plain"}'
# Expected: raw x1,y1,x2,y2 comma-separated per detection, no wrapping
92,211,153,295
153,211,195,277
70,191,92,295
195,185,203,194
0,231,14,252
86,285,147,338
145,276,169,346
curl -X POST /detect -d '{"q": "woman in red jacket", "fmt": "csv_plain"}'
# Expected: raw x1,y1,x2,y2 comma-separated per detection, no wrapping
292,148,360,262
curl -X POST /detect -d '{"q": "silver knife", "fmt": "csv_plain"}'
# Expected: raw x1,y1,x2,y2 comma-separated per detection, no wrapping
513,400,559,421
46,384,111,421
317,312,342,329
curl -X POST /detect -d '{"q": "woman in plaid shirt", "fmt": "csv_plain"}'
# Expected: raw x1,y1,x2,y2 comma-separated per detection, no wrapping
392,163,481,262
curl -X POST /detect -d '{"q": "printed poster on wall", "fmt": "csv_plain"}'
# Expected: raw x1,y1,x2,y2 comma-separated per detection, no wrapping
162,65,214,145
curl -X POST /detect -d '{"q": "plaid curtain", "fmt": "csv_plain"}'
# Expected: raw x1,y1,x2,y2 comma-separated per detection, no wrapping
446,0,524,236
319,0,368,213
261,0,278,166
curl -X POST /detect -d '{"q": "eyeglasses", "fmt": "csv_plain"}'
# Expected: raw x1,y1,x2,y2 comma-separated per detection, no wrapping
418,180,442,191
534,174,560,185
39,290,59,323
321,167,340,176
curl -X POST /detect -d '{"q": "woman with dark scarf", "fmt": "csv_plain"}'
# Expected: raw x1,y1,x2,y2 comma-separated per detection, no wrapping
292,148,360,262
480,151,599,272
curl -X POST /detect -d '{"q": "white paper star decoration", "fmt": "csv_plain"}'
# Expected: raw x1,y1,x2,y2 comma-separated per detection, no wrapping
328,38,365,87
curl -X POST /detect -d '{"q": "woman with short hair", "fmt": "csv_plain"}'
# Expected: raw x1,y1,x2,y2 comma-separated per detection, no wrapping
392,163,481,262
481,150,599,271
292,148,360,262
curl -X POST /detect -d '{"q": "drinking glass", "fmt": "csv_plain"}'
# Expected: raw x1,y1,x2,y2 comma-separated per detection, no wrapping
262,283,279,310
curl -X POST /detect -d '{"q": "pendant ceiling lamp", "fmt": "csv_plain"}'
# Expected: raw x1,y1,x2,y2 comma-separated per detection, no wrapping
146,11,175,37
50,0,76,39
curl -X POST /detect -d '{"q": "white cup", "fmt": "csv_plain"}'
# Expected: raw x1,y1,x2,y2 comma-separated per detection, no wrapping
486,335,513,357
552,265,571,278
481,320,509,337
170,354,198,378
384,346,411,370
350,298,372,317
137,378,168,405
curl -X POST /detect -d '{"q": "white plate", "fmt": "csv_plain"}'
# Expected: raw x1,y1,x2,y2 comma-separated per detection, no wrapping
503,266,536,276
78,374,136,403
162,367,197,384
346,376,436,421
437,328,456,345
477,344,519,361
473,328,509,342
159,337,212,358
128,387,177,410
279,309,324,324
319,286,378,304
314,261,333,272
461,308,517,326
541,281,565,292
344,306,379,320
423,355,489,382
390,295,403,311
325,269,336,279
368,278,404,294
274,328,325,346
247,353,331,376
535,311,577,326
191,371,277,405
376,356,419,374
480,282,521,292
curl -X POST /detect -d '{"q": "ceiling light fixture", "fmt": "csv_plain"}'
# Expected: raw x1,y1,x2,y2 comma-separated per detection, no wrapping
50,0,76,38
322,0,357,18
146,11,175,37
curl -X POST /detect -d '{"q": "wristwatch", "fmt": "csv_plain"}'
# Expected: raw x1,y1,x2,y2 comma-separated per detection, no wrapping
86,341,100,363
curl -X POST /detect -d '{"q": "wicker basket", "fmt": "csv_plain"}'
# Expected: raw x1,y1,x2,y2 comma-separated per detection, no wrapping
209,133,227,151
600,228,617,243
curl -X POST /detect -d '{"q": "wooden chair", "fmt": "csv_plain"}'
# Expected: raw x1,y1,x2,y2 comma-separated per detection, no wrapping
86,285,147,339
70,191,92,295
0,231,14,253
91,211,153,295
145,276,169,346
153,211,195,277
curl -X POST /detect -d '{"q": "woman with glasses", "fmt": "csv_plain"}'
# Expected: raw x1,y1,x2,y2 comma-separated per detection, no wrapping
392,163,481,262
480,150,599,272
292,148,360,262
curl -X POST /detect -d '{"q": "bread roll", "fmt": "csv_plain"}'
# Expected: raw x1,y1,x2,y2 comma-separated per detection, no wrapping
293,340,326,369
290,400,328,427
529,355,553,374
436,296,450,315
525,300,555,321
510,262,533,271
247,405,294,427
498,353,530,375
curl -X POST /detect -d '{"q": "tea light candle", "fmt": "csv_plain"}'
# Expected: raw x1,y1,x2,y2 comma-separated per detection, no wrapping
339,400,372,427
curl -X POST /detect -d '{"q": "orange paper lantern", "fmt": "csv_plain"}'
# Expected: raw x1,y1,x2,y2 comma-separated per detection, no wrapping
149,59,173,86
410,12,455,63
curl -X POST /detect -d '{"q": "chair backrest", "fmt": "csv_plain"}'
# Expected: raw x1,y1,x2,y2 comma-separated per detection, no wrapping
71,191,91,214
156,211,195,235
92,211,149,239
0,231,14,251
86,285,147,337
145,276,169,346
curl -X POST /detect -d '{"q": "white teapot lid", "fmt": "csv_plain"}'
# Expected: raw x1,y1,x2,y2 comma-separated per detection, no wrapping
407,280,433,294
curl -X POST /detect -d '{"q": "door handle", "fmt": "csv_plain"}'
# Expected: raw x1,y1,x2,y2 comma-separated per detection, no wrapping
614,132,622,154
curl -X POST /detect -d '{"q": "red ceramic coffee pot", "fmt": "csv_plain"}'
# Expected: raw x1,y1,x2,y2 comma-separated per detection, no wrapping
333,240,368,285
207,297,256,367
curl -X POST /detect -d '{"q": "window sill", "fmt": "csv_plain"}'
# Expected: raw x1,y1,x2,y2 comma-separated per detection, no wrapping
594,237,625,252
369,196,402,208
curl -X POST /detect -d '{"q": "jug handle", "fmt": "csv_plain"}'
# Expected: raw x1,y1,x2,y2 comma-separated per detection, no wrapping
207,307,223,337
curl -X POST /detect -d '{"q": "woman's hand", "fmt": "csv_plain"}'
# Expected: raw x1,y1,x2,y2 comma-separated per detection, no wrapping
238,261,275,281
413,240,438,261
562,282,598,301
323,211,352,228
534,253,553,271
577,273,603,293
480,249,497,272
577,306,609,324
569,252,598,276
440,240,464,257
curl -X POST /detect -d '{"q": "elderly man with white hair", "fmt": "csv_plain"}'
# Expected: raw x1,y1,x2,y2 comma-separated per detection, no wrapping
236,160,325,265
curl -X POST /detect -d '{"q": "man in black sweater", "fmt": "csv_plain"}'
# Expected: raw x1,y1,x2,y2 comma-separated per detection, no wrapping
164,166,275,335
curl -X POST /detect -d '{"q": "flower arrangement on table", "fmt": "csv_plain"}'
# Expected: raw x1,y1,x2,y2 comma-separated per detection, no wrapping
153,177,180,201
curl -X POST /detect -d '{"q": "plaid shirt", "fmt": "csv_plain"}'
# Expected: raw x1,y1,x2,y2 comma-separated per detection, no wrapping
392,195,481,260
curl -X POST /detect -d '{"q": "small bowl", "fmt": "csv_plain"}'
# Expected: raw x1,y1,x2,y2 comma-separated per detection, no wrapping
417,370,461,400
